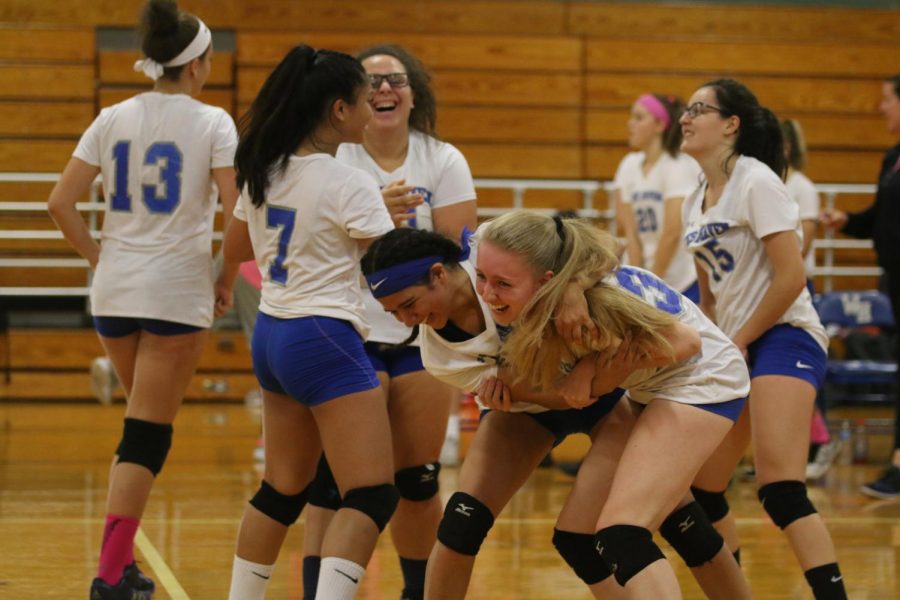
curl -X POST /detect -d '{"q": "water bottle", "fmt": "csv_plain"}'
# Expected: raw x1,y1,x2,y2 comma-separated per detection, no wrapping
853,420,869,464
837,420,853,466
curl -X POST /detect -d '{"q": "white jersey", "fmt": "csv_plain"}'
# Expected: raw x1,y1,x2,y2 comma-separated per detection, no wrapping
233,154,393,338
75,92,237,327
682,156,828,349
786,170,820,275
420,262,548,414
337,131,476,344
601,267,750,405
612,151,701,292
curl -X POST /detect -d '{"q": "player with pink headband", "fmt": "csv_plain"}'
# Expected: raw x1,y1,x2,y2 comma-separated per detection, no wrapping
612,93,702,302
47,0,239,597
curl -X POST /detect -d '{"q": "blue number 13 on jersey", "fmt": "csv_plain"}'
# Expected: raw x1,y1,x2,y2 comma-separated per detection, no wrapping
110,141,183,213
266,205,296,285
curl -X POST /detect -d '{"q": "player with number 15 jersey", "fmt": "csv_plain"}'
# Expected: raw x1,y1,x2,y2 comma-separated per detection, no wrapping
681,155,827,351
74,92,237,327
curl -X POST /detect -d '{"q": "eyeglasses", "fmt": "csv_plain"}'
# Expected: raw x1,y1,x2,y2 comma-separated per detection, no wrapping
368,73,410,89
683,102,725,119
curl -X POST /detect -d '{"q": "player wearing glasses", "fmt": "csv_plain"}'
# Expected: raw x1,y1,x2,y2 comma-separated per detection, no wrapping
300,45,478,600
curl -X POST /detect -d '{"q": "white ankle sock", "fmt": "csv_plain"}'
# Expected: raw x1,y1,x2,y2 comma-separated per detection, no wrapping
229,555,274,600
314,557,365,600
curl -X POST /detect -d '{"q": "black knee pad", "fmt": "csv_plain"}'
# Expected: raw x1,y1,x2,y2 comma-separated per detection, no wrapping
659,502,724,568
250,480,310,526
690,486,730,523
552,528,613,585
395,462,441,501
758,480,816,529
116,417,173,476
342,483,400,532
308,456,341,510
594,524,666,587
436,492,495,556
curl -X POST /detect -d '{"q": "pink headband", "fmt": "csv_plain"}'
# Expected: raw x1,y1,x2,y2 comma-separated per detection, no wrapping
637,94,671,128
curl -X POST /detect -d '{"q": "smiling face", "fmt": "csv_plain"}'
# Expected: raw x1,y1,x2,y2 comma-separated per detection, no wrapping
362,54,413,136
679,86,736,162
376,265,452,329
474,241,552,326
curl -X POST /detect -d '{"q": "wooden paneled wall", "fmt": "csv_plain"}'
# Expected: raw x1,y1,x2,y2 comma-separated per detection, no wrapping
0,2,897,292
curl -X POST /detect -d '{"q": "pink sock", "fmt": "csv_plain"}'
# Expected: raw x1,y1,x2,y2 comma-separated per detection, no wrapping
98,514,140,585
810,409,830,445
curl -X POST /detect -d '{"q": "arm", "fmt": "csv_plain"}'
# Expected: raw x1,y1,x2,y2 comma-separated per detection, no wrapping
650,196,685,277
730,230,807,354
47,158,102,268
432,199,477,240
215,217,253,317
211,166,240,234
694,258,717,322
800,218,817,259
614,190,643,267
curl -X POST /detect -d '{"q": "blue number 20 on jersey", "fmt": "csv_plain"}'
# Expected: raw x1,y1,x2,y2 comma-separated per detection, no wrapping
110,140,183,214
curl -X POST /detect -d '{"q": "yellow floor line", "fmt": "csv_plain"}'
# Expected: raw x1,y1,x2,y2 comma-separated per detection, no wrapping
134,528,192,600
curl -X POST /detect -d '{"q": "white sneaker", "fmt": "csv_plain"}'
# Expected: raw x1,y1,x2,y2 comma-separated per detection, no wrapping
90,356,117,405
806,439,843,480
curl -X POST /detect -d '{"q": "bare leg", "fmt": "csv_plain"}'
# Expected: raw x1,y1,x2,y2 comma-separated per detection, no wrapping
425,412,554,600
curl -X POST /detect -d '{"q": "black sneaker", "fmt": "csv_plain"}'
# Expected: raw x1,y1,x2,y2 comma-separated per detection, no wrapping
123,562,155,594
90,575,153,600
860,465,900,499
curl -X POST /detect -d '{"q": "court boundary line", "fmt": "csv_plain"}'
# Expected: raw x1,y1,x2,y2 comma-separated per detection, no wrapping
134,528,192,600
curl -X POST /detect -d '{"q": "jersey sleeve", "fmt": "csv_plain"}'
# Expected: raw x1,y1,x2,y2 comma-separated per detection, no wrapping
232,192,249,222
340,169,394,239
792,175,820,221
744,169,800,239
432,143,477,208
612,153,638,202
72,110,109,167
210,110,238,169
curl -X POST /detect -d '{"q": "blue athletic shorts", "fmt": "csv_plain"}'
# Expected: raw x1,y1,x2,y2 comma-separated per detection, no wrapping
680,280,700,304
364,342,425,378
252,313,380,406
524,389,626,446
747,323,826,390
93,316,203,337
691,396,746,422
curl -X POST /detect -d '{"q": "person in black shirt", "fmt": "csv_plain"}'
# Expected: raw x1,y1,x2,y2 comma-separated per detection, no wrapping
822,73,900,499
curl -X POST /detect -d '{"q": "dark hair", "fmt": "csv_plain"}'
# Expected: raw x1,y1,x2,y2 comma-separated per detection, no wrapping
887,74,900,98
138,0,207,81
357,44,437,137
703,78,786,179
780,119,807,171
361,228,463,345
235,45,367,207
652,93,686,157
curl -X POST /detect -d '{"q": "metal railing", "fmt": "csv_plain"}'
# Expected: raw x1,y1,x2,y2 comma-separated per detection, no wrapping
0,172,878,297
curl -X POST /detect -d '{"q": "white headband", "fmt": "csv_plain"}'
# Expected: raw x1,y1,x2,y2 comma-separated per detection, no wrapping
133,18,211,81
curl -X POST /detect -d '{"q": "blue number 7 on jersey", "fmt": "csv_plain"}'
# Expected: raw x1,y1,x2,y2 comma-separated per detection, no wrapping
266,205,296,285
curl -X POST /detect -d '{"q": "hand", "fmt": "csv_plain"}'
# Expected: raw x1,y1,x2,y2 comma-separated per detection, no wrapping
382,179,424,228
554,281,598,344
476,376,513,411
819,208,847,230
213,280,234,318
556,356,599,409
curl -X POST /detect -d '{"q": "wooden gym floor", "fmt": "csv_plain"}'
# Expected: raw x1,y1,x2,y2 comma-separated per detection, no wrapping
1,402,898,599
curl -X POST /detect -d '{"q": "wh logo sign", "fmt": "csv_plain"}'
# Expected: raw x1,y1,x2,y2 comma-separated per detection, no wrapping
840,293,872,324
